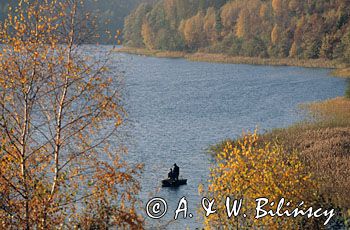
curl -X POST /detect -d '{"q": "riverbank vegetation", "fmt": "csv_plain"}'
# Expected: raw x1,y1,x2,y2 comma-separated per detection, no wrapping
332,68,350,78
123,0,350,66
117,47,348,69
0,1,143,228
207,96,350,228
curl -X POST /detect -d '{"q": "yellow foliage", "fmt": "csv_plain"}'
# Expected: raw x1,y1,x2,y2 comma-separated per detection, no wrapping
202,130,317,228
0,0,143,229
235,8,249,38
289,41,298,57
271,24,279,44
221,1,242,30
272,0,283,15
179,12,205,49
259,4,268,18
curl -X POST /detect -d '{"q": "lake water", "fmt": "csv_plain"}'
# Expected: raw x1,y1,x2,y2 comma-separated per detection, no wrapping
107,50,347,229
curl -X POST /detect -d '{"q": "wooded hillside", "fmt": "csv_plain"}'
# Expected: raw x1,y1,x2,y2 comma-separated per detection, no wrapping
124,0,350,62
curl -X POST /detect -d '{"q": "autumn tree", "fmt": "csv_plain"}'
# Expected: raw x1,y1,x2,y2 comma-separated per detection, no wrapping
235,8,249,39
201,131,320,229
179,12,206,50
124,3,151,47
0,0,143,228
271,24,279,44
289,41,298,57
124,0,350,61
259,3,269,18
141,20,155,49
272,0,283,16
221,1,242,33
203,7,217,45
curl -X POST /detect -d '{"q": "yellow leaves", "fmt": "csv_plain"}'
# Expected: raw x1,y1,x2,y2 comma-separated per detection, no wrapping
37,24,45,31
271,24,279,45
221,1,242,30
259,4,268,18
272,0,283,15
0,0,145,228
100,66,109,72
203,130,316,228
235,8,249,38
115,115,122,127
179,12,206,48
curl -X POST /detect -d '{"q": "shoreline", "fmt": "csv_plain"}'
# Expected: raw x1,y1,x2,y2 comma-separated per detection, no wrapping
116,47,349,76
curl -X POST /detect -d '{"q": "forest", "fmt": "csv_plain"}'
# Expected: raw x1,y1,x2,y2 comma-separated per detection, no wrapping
124,0,350,62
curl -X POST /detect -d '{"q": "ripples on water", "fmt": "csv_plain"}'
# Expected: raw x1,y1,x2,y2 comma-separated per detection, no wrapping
90,46,347,229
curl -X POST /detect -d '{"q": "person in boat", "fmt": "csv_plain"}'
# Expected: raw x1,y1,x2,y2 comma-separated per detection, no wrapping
168,168,174,180
173,164,180,181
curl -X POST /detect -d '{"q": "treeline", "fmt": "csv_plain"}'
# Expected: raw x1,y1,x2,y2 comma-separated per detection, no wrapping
124,0,350,62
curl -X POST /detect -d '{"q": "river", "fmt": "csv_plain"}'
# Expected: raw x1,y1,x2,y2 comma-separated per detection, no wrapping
104,48,346,229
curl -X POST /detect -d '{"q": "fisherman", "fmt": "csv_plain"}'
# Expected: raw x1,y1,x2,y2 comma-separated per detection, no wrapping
173,164,180,181
168,168,174,180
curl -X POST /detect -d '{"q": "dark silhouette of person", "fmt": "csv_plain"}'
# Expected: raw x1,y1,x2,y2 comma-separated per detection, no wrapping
168,168,174,180
173,164,180,180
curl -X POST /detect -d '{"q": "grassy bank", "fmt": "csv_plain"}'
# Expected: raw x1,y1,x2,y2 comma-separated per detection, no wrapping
188,52,344,68
117,47,347,69
332,68,350,78
264,97,350,211
116,47,187,58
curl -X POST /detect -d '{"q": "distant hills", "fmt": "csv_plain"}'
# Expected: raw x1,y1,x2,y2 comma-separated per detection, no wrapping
0,0,144,44
83,0,147,43
123,0,350,62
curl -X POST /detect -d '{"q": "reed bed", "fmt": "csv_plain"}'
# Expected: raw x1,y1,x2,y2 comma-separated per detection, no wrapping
302,97,350,127
332,68,350,78
117,47,346,69
188,53,345,68
264,97,350,212
116,47,186,58
211,97,350,216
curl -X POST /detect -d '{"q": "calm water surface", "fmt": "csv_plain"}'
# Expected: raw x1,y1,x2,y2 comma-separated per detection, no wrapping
107,50,346,229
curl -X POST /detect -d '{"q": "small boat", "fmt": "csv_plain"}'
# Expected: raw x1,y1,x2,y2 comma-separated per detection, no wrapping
162,179,187,187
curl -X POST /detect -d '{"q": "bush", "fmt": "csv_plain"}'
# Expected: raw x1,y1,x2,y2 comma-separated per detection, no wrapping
203,130,322,229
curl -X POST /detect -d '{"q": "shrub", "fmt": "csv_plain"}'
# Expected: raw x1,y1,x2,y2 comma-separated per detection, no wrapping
202,130,320,228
